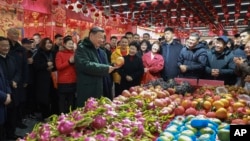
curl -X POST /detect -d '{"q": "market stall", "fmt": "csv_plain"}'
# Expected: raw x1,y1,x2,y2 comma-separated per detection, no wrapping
18,78,250,141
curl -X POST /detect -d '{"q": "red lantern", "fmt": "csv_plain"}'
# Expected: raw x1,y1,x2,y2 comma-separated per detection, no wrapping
90,8,96,12
224,14,230,19
61,0,67,4
99,6,104,11
247,12,250,18
68,5,74,10
52,0,59,6
140,2,147,9
151,1,158,7
83,9,88,14
163,0,170,5
171,18,176,23
77,4,82,9
94,13,99,17
71,0,77,3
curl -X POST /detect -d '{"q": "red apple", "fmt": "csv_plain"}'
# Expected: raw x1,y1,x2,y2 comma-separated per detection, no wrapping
185,107,197,116
206,112,216,118
174,106,185,115
121,90,131,97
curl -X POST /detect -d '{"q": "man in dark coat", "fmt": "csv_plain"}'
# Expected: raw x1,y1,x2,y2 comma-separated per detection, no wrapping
0,37,12,140
161,27,183,80
177,33,207,79
0,36,21,140
206,36,236,85
7,28,29,129
75,27,118,107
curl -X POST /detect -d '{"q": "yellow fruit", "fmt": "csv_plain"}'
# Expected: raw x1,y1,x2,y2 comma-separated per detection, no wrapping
233,102,244,111
220,99,229,108
216,108,228,119
203,101,212,110
206,97,214,103
213,101,225,110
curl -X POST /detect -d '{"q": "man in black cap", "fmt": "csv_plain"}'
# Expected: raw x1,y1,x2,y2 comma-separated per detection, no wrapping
21,38,38,118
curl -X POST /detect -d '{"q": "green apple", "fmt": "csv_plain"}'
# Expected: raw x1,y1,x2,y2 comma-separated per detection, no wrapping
200,127,215,135
185,124,198,133
207,123,216,130
218,123,229,130
172,119,184,126
186,115,195,122
198,134,212,141
165,126,179,135
218,129,230,141
209,118,221,125
160,132,174,140
177,135,193,141
156,136,173,141
180,130,195,136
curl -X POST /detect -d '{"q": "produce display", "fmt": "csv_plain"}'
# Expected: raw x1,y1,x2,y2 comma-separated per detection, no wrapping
19,79,250,141
156,115,230,141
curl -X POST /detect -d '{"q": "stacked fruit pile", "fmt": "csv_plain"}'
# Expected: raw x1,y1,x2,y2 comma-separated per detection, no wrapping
19,83,250,141
20,87,175,141
156,115,230,141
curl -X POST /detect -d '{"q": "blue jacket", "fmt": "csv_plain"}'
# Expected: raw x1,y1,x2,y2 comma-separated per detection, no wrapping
177,43,207,79
205,48,236,85
0,67,11,124
161,40,183,80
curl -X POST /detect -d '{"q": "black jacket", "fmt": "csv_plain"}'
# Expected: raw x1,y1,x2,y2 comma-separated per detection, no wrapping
118,55,144,90
177,43,207,79
8,40,29,86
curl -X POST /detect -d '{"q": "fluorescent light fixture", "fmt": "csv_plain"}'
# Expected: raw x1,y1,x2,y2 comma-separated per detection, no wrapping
221,18,244,22
136,0,152,4
103,3,127,8
218,10,247,15
214,2,250,8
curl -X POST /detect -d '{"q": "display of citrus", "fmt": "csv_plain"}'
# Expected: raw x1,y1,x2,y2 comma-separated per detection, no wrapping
203,101,212,110
220,99,229,108
212,101,224,110
233,102,244,111
215,108,228,119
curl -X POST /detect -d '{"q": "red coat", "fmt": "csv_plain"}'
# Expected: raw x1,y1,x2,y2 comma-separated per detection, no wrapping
55,50,76,84
142,51,164,77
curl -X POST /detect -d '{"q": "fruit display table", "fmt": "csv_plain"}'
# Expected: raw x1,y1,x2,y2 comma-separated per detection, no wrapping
18,79,250,141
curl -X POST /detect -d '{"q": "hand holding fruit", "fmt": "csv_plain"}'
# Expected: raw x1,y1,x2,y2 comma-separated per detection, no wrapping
114,57,124,67
108,66,119,73
211,69,219,77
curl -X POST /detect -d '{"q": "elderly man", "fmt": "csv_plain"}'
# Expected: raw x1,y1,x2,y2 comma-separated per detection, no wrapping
75,27,118,107
177,33,207,79
206,36,236,85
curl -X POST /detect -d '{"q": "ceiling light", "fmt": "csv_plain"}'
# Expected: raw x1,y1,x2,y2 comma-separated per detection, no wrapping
136,0,152,4
103,3,127,8
214,2,250,8
218,11,247,15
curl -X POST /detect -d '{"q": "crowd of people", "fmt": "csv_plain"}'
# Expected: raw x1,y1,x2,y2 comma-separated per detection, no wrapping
0,26,250,140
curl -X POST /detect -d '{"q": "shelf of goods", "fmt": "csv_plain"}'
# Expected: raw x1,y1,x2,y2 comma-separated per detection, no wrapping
19,79,250,141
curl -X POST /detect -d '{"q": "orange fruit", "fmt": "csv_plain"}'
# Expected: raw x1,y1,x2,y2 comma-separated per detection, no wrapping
206,97,214,103
220,99,229,108
238,99,247,106
203,101,212,110
215,108,228,119
246,109,250,114
213,101,224,110
191,101,198,108
233,102,244,111
181,99,192,109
